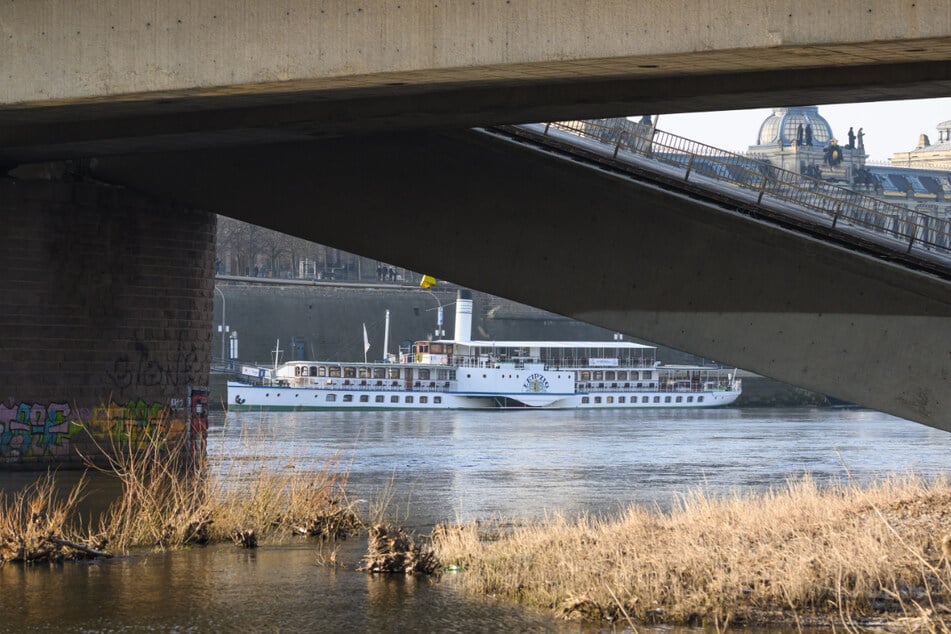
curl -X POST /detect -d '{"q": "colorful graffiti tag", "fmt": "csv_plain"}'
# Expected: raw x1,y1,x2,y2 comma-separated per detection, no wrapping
0,399,187,460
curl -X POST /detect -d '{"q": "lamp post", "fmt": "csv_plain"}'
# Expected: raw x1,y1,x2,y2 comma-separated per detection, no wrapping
214,286,229,365
424,290,446,339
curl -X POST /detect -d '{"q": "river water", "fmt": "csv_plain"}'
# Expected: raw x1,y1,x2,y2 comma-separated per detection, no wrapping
2,407,950,632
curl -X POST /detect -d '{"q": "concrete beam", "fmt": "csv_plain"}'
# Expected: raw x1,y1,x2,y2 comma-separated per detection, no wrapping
3,1,951,159
91,130,951,430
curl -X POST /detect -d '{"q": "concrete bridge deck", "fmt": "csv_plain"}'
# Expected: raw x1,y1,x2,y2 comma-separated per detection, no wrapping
3,1,951,160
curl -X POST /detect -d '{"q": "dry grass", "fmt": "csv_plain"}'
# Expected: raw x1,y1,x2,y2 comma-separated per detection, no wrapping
433,474,951,630
0,472,107,563
90,427,358,551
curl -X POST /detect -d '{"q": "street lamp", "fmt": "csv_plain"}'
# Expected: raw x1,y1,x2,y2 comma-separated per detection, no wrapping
214,286,229,365
423,290,446,339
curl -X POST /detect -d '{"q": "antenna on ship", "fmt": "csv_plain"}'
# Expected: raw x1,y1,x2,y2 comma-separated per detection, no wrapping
382,309,390,363
271,339,282,373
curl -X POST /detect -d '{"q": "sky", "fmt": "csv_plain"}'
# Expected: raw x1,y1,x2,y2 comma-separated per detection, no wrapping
652,98,951,163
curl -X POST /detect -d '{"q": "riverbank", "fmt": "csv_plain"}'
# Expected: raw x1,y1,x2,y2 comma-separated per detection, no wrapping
432,474,951,630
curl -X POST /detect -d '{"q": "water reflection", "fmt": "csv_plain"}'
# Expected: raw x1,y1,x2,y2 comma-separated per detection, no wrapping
1,407,949,632
212,407,951,528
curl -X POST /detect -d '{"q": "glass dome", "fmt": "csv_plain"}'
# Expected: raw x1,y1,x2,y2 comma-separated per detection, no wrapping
756,106,834,147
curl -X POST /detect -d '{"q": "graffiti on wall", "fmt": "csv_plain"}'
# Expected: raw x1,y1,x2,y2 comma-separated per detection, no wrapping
106,335,204,393
0,398,187,460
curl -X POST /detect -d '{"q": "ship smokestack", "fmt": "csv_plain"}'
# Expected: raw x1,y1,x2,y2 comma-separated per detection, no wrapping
454,290,473,342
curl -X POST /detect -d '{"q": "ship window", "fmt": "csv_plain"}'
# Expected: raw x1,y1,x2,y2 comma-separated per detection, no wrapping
309,366,317,377
664,396,671,403
388,368,401,379
343,394,353,402
606,396,614,404
581,397,589,404
326,394,336,402
605,371,615,381
360,395,369,403
294,366,301,376
594,397,602,404
637,383,643,388
318,366,326,377
449,371,456,380
593,371,603,380
358,367,370,378
405,396,414,403
580,371,591,381
653,396,660,403
618,396,625,403
373,368,386,379
375,395,384,403
467,374,471,378
419,369,431,380
390,395,399,403
698,396,704,403
329,367,341,378
437,369,448,380
294,393,298,398
617,372,627,381
431,343,444,354
344,367,356,378
687,396,693,403
420,396,428,404
642,396,648,403
676,396,682,403
434,397,442,404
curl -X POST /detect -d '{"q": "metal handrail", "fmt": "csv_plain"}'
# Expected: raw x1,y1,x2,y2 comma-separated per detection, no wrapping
504,120,951,268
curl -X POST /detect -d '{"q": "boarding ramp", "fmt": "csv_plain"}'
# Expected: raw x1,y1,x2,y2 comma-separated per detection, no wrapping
491,121,951,280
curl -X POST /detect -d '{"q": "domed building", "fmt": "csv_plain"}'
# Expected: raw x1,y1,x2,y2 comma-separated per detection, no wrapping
754,106,835,148
747,106,862,180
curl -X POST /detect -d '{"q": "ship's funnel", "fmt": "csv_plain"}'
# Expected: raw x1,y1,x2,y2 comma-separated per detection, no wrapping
454,290,473,342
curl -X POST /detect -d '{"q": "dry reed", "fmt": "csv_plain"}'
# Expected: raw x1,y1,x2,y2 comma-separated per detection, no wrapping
0,472,108,563
88,425,358,551
433,474,951,630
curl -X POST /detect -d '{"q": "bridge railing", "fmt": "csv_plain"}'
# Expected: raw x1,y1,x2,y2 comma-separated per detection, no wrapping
512,120,951,265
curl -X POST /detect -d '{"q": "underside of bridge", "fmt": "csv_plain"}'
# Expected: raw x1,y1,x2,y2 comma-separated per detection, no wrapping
2,1,951,464
88,129,951,430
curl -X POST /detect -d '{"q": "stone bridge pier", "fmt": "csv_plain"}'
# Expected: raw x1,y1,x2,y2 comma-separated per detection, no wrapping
0,171,214,465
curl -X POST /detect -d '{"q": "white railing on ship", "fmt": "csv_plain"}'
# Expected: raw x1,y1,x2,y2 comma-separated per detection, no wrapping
507,121,951,265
